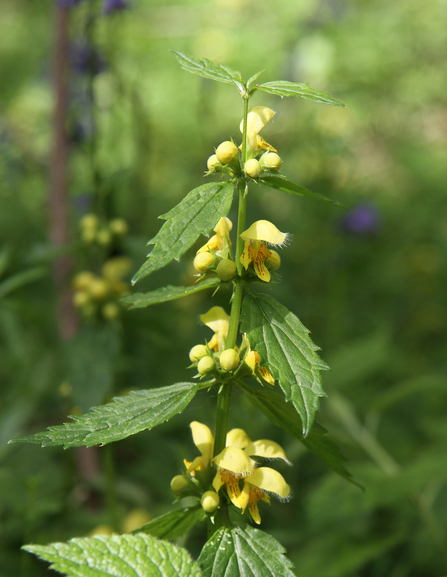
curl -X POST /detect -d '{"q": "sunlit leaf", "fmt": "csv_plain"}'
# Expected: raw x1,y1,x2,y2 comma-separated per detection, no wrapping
24,533,201,577
256,80,345,107
241,293,328,435
132,181,234,284
10,383,199,449
137,506,205,541
174,51,245,95
122,277,220,309
198,526,295,577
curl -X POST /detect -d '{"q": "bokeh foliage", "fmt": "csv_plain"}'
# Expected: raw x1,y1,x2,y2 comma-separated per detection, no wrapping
0,0,446,575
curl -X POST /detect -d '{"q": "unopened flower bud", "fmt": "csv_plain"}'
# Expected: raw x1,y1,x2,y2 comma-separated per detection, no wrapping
201,491,219,513
207,154,219,171
193,251,215,273
220,349,240,371
267,250,281,271
216,141,238,164
197,356,215,375
264,152,282,171
170,475,187,494
189,344,208,363
81,228,97,244
216,259,236,281
80,214,99,230
109,218,128,236
73,291,90,308
87,278,109,300
102,302,120,320
244,159,262,178
97,229,112,247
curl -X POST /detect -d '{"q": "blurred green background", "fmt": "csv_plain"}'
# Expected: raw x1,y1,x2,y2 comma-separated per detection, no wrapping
1,0,446,575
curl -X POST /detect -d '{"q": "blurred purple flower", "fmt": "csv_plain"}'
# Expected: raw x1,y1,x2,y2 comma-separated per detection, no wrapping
70,42,107,76
57,0,84,8
342,203,381,235
103,0,129,15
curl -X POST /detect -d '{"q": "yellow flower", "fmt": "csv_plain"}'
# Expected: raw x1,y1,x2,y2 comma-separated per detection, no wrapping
183,421,214,475
240,106,277,152
200,306,230,352
240,220,288,283
197,217,232,257
212,430,290,524
243,335,275,386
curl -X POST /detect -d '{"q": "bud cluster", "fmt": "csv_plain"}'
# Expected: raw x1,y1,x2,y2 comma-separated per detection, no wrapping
189,343,241,377
80,214,128,247
72,257,131,321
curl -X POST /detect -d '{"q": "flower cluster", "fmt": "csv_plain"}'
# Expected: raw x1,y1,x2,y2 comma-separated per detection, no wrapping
79,214,128,247
188,307,275,386
206,106,282,180
72,257,131,320
174,422,290,524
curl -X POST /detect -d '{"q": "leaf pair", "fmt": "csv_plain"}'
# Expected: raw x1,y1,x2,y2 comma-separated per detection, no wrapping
25,526,295,577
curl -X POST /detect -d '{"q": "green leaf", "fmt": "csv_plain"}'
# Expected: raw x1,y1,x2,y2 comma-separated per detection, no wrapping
24,533,201,577
132,182,234,284
173,51,245,95
259,174,344,207
241,293,328,435
0,266,47,300
239,384,355,484
137,506,205,540
198,526,295,577
122,278,221,310
256,80,345,107
10,383,199,449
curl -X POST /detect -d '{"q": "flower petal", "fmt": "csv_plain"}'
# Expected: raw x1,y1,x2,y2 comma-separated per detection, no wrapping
258,366,275,386
244,440,290,464
190,421,214,466
213,446,255,476
246,467,290,499
240,106,275,137
226,428,251,449
241,220,288,247
200,306,230,335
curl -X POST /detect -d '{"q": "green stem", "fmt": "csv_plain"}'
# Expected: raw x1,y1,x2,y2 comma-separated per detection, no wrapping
212,96,250,459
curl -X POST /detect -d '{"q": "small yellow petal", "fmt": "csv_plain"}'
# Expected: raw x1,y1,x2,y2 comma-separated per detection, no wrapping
258,366,275,385
241,220,288,247
226,428,251,449
240,106,276,137
190,421,214,466
246,467,290,499
214,217,233,236
244,350,258,374
253,258,271,283
240,241,252,270
213,446,255,476
200,307,231,335
248,501,262,524
244,440,290,463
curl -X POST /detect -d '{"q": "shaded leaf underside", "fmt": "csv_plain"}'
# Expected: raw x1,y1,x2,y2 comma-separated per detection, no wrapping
256,80,345,107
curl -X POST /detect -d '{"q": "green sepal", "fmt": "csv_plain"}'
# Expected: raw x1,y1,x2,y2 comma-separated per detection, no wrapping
9,383,199,449
122,277,221,309
239,383,355,485
173,51,246,96
198,526,295,577
132,181,234,284
23,533,201,577
259,174,344,207
136,506,205,541
255,80,345,107
241,292,328,436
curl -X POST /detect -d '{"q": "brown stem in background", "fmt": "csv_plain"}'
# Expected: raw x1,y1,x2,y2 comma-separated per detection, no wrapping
51,6,100,483
50,5,77,342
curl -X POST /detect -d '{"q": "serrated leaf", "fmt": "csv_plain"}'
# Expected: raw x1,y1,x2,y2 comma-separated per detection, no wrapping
122,277,221,310
132,182,234,284
241,293,328,435
256,80,345,107
24,533,201,577
239,384,355,484
137,506,205,541
10,383,199,449
259,174,344,208
198,526,295,577
174,51,245,95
